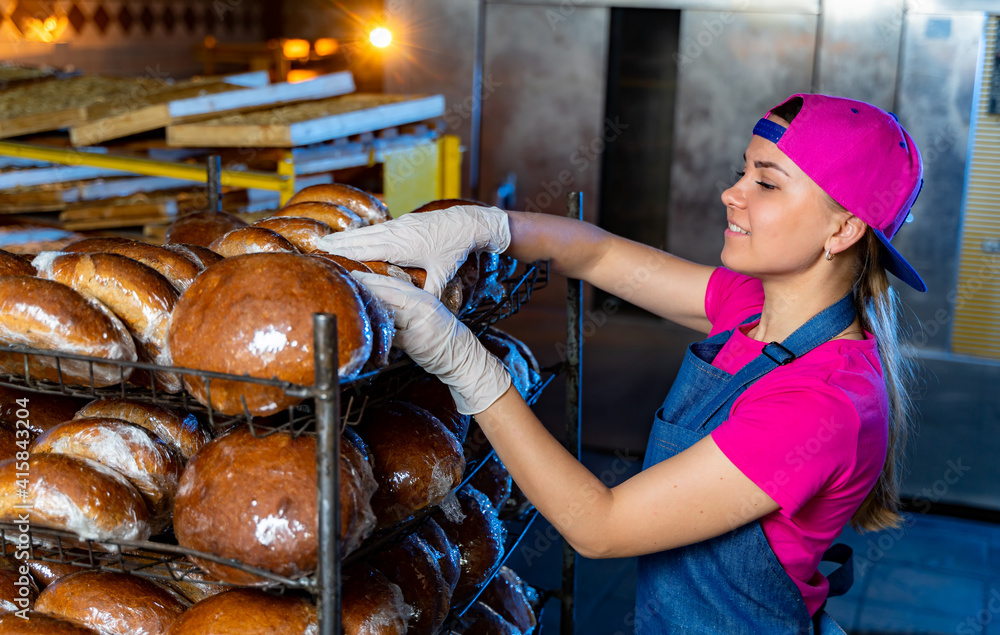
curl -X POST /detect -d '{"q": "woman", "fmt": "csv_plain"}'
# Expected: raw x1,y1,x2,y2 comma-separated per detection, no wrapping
318,93,924,633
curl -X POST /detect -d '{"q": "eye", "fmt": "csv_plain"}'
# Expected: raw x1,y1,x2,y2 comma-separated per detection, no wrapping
734,170,745,182
756,181,777,191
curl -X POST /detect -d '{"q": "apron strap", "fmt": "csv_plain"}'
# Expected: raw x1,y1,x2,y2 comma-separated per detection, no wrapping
822,543,854,598
691,292,857,427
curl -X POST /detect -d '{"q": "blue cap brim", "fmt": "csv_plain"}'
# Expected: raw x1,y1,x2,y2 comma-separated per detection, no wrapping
873,228,926,292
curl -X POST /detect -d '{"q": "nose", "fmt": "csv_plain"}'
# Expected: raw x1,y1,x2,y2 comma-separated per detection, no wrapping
721,178,746,210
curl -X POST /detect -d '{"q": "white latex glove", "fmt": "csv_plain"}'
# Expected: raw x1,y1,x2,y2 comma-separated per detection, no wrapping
351,271,511,415
315,205,511,299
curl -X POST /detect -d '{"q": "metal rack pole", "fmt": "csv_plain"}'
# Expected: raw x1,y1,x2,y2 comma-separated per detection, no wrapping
206,155,223,212
561,192,583,635
313,314,342,635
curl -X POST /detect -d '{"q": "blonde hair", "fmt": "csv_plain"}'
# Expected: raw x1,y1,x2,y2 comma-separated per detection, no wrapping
848,228,917,532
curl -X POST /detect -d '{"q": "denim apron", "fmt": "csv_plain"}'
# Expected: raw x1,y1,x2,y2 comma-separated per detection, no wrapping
636,294,856,634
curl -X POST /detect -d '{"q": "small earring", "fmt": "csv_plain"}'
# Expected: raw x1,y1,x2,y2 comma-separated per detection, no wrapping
825,249,834,261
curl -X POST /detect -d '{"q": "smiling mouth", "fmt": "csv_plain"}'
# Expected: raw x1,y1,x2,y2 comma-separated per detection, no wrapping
728,222,750,236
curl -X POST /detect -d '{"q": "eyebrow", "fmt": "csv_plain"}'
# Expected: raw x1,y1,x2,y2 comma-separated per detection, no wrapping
743,154,789,177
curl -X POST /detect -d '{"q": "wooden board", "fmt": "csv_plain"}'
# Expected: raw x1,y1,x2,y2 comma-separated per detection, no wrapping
0,175,203,212
166,94,445,148
71,72,356,146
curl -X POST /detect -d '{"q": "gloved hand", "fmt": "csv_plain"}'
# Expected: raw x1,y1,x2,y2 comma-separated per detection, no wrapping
351,271,511,415
315,205,511,298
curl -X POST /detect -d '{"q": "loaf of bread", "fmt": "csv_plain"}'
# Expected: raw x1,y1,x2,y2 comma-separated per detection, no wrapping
163,589,316,634
371,533,450,634
33,252,180,392
0,424,19,463
173,426,377,585
208,227,298,258
60,237,135,253
26,560,81,590
341,565,408,635
0,249,34,276
469,453,512,512
436,486,507,602
0,276,137,387
480,329,537,398
34,570,185,635
480,566,537,632
398,374,471,443
273,202,364,232
487,327,541,379
0,386,88,437
0,611,99,634
74,400,210,462
286,184,390,225
31,417,183,534
0,454,149,542
0,554,38,614
356,402,466,526
252,217,334,252
168,254,371,416
452,601,523,635
99,242,202,294
409,198,490,214
415,517,462,593
310,253,372,275
164,211,248,247
162,244,223,271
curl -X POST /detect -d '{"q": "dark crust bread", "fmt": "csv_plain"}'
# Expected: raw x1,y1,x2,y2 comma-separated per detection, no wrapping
74,399,211,461
398,375,471,443
480,566,537,632
0,385,88,437
162,244,223,270
285,184,390,225
415,517,462,593
168,253,371,416
26,560,83,590
252,216,334,252
0,249,34,276
165,211,248,247
371,534,450,634
357,403,466,526
410,198,490,214
0,555,38,613
435,486,507,603
341,565,408,635
208,227,298,258
34,571,185,635
61,237,136,253
0,275,137,387
173,427,376,584
453,601,522,635
310,253,373,274
0,454,150,542
31,417,183,534
469,453,512,512
163,588,317,634
0,611,99,634
100,242,202,293
273,202,364,232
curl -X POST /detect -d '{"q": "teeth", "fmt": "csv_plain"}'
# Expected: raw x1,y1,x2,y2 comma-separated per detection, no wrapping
728,223,750,235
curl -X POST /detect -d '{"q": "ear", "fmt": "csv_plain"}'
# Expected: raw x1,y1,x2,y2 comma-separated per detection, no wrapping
827,214,867,256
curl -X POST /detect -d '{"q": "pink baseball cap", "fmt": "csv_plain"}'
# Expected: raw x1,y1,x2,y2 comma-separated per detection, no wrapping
753,93,926,292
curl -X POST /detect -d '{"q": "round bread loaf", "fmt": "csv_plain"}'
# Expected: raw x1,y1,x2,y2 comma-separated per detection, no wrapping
0,249,34,276
0,386,88,437
480,331,532,398
453,601,522,635
0,423,19,463
480,566,537,632
252,217,333,252
173,426,377,585
436,486,507,602
32,252,180,392
398,375,471,443
285,184,390,225
99,242,202,293
415,517,462,593
341,565,408,635
309,253,372,275
26,560,81,590
360,261,412,284
273,202,364,232
208,227,298,258
74,400,210,462
409,198,488,311
487,327,541,378
0,555,38,614
371,534,450,634
356,402,466,526
164,589,316,634
0,611,99,634
162,244,222,271
469,453,512,512
409,198,490,214
60,237,135,253
0,276,137,387
31,417,183,534
34,570,185,635
0,454,150,543
168,253,371,416
164,211,247,247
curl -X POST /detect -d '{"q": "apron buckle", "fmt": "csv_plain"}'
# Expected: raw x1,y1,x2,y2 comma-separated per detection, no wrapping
762,341,796,365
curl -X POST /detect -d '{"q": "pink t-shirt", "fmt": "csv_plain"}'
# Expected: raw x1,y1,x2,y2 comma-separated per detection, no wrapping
705,268,888,616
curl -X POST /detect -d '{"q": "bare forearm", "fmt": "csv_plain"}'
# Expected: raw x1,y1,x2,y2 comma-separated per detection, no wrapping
505,211,612,281
474,385,614,558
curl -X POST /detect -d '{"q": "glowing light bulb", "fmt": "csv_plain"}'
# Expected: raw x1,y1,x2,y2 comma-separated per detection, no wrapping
44,17,58,31
370,27,392,48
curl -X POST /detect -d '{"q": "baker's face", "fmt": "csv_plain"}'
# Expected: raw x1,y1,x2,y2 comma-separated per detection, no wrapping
720,117,841,281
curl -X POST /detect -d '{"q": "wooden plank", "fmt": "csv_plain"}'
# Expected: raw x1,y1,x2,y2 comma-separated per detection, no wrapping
0,165,131,190
166,94,446,148
71,72,355,146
